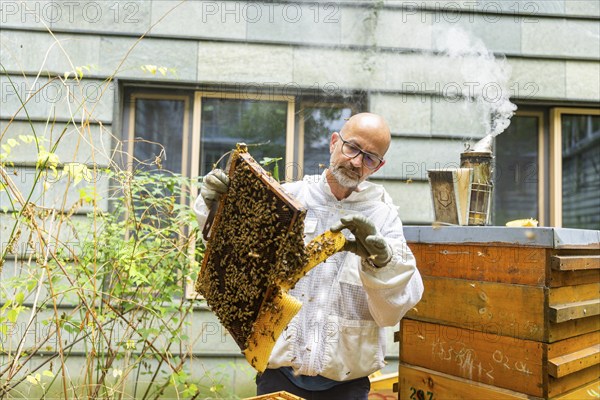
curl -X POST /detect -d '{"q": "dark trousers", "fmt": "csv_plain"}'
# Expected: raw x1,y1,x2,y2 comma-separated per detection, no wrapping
256,368,370,400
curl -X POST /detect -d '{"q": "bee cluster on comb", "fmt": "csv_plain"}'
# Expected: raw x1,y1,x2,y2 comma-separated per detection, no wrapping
196,147,308,351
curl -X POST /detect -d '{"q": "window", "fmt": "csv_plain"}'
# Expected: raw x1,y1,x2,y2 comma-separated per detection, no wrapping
551,109,600,229
192,92,294,180
126,94,190,173
123,92,193,221
494,112,544,226
123,88,363,182
494,107,599,229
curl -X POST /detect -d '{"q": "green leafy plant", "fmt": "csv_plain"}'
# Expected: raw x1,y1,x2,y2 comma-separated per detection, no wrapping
0,3,249,397
259,157,283,182
0,156,239,398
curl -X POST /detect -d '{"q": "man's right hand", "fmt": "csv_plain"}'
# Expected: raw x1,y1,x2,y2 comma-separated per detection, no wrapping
201,169,230,208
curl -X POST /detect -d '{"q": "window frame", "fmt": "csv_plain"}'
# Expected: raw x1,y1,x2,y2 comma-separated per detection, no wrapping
549,107,600,227
190,91,296,186
125,92,193,221
126,92,192,174
505,110,546,226
124,92,195,297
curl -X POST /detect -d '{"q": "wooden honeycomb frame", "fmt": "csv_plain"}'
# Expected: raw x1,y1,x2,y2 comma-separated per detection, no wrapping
196,147,308,351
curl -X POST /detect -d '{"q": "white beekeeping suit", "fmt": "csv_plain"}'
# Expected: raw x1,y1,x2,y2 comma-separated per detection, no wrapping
194,171,423,381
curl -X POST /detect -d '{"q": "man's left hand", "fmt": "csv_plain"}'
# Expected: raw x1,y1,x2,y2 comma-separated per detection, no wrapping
330,214,392,267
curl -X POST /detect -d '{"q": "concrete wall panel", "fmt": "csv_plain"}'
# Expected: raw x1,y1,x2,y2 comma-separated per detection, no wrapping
0,120,113,166
434,14,522,55
565,0,600,17
0,213,91,259
0,166,109,213
98,36,198,81
247,2,341,45
341,7,433,50
292,47,377,89
198,42,294,84
0,76,115,123
522,19,600,59
0,0,59,29
381,52,465,93
566,61,600,101
508,58,566,99
51,0,152,34
378,136,466,181
431,99,488,136
370,93,432,135
150,0,246,39
383,1,566,16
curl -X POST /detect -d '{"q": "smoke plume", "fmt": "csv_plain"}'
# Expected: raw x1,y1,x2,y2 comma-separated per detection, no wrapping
433,26,518,136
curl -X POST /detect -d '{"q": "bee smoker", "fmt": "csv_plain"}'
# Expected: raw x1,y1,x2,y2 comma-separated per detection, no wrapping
461,135,494,225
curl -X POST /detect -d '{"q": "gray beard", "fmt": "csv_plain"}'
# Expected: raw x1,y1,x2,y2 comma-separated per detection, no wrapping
330,164,361,188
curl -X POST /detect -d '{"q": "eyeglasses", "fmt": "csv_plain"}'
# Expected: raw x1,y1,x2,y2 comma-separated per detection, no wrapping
337,132,384,170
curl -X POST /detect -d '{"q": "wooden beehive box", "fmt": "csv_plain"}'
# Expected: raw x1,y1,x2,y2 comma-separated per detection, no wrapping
396,226,599,399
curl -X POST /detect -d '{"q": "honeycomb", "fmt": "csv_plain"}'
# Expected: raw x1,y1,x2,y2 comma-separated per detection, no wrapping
196,148,308,351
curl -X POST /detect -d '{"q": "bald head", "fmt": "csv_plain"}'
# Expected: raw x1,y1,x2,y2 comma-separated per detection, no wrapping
327,113,391,197
340,113,391,157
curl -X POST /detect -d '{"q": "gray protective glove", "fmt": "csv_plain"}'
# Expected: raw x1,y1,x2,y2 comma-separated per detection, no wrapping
330,214,393,268
201,169,230,208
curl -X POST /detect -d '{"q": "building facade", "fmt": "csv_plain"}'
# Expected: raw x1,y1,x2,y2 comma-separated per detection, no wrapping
1,0,599,397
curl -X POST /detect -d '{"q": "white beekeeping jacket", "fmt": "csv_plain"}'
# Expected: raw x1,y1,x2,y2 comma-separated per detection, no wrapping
194,171,423,381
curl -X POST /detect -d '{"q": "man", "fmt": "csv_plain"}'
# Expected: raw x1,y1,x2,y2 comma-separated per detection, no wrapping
196,113,423,399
